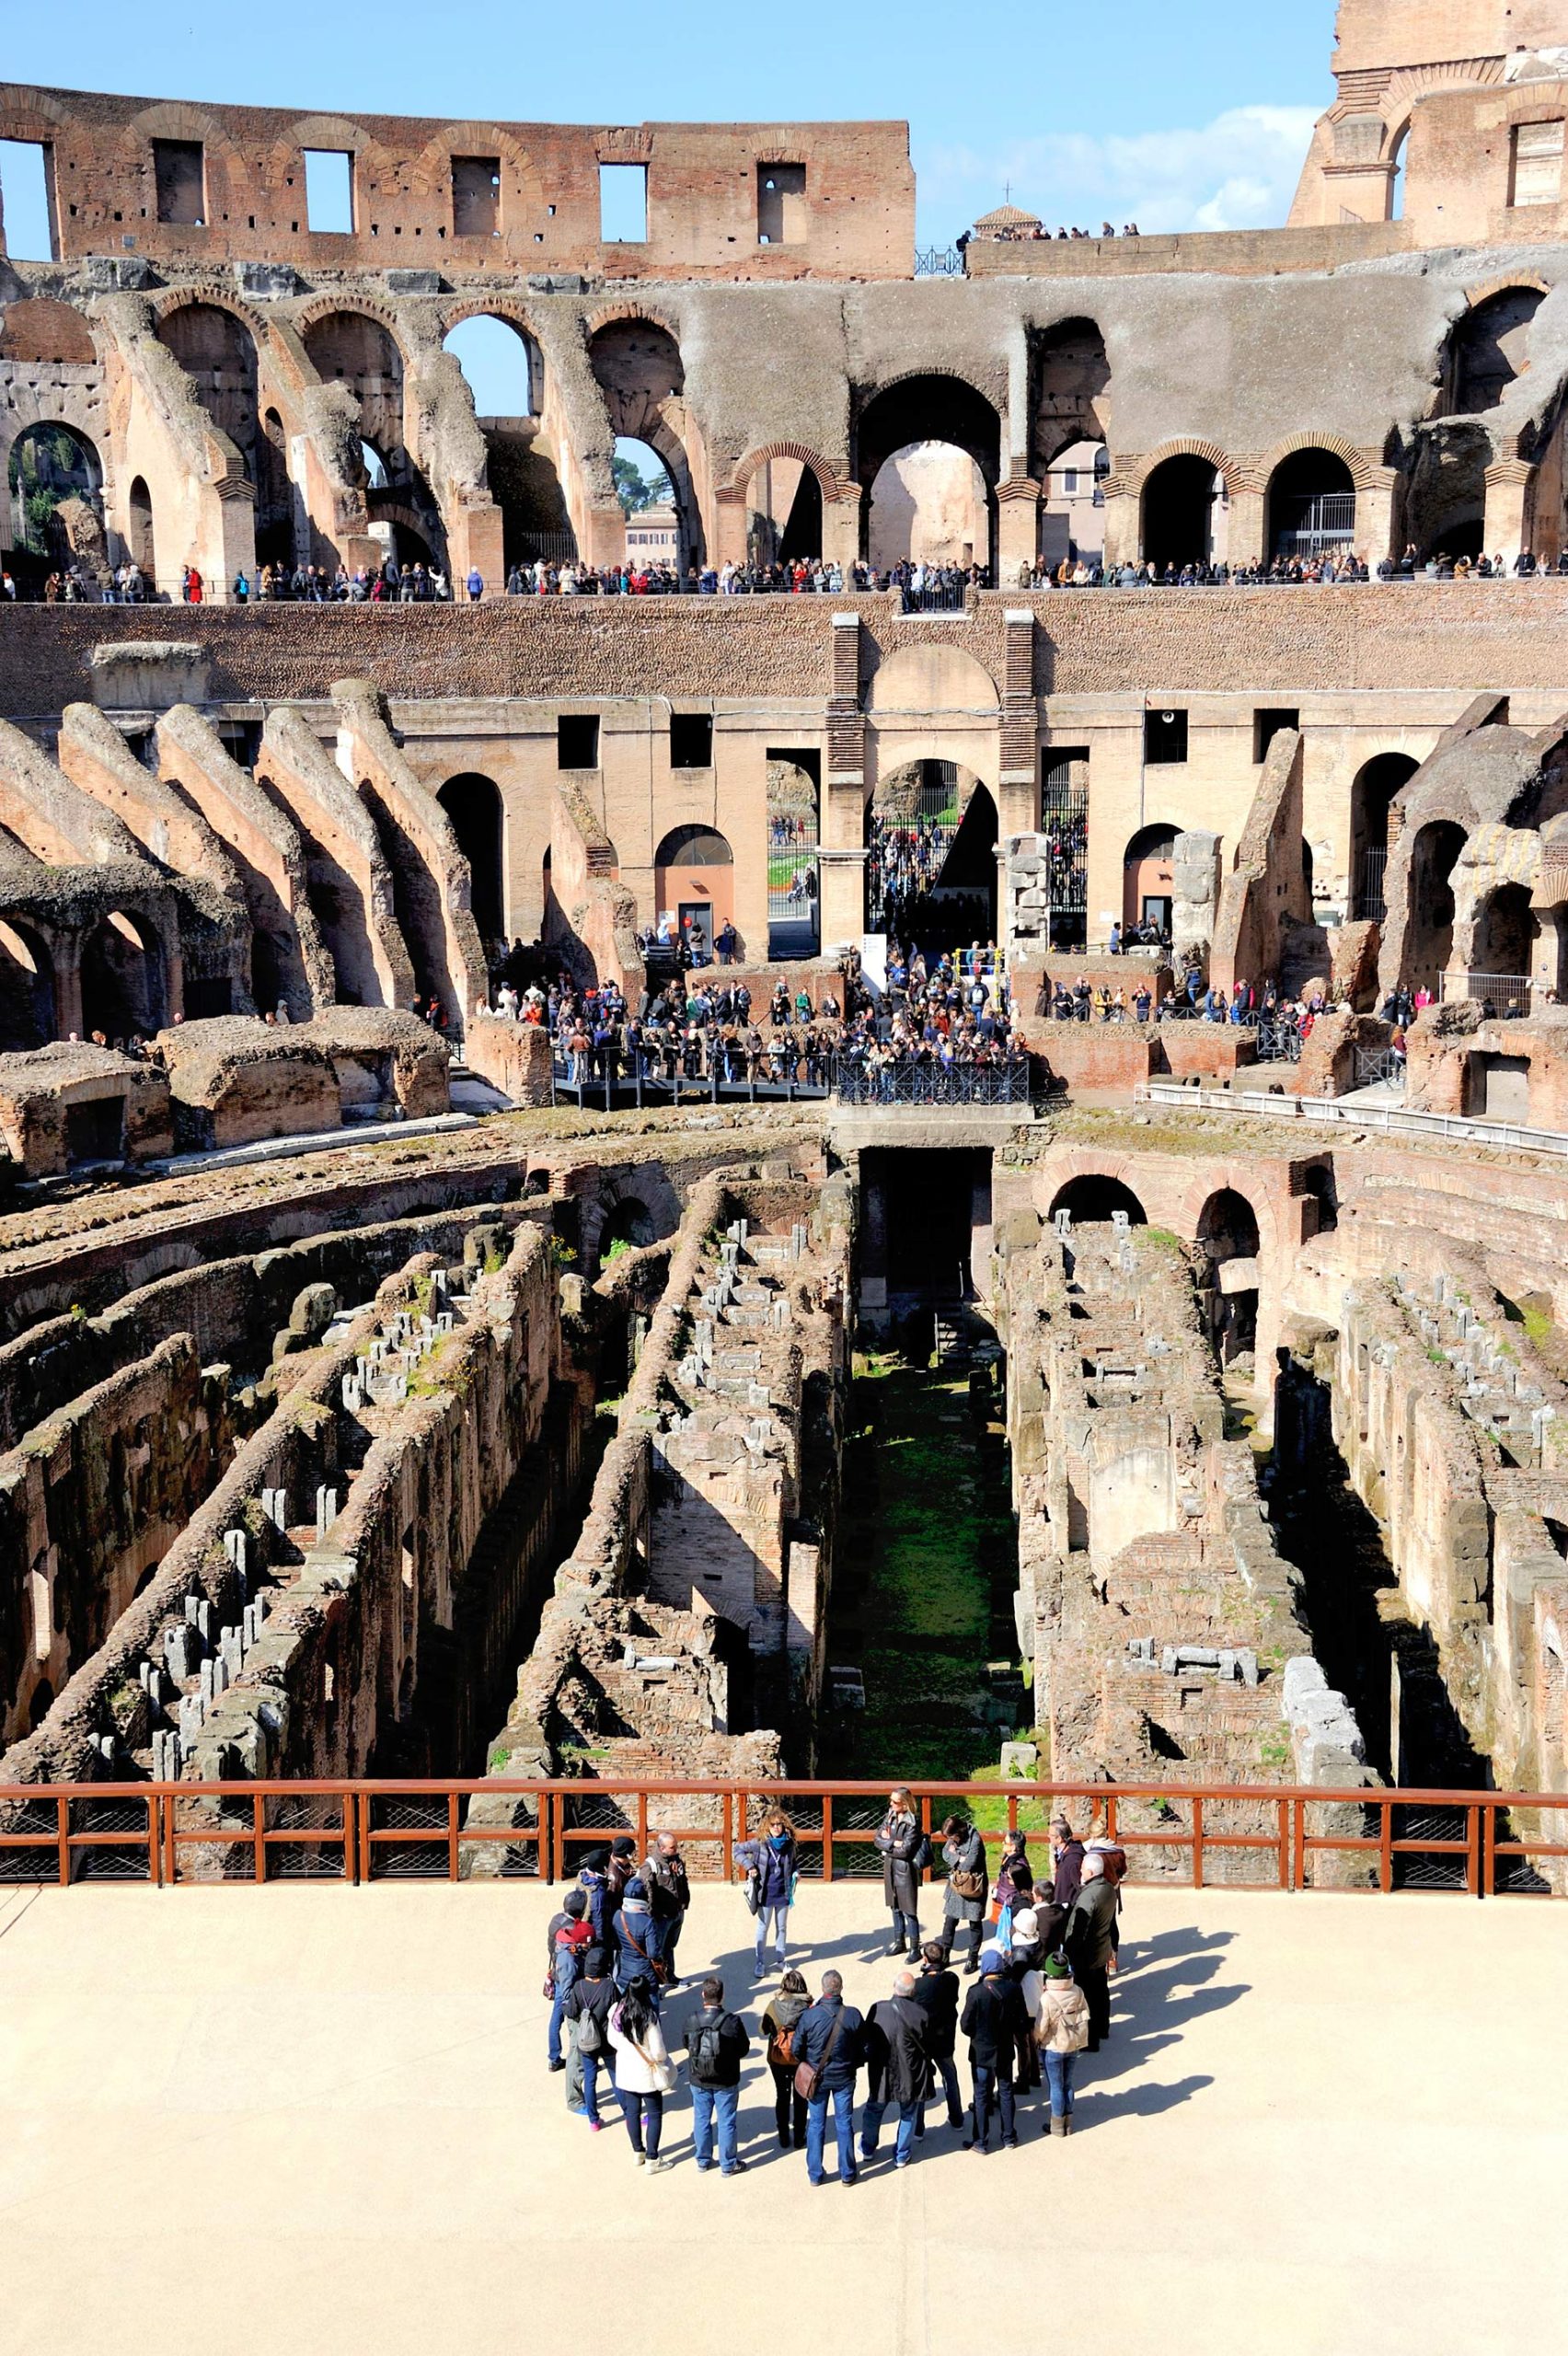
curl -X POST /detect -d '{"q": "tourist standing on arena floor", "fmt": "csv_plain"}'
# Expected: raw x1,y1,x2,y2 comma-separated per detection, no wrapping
682,1975,752,2176
1064,1853,1118,2050
1036,1955,1090,2135
874,1786,926,1958
737,1808,797,1973
545,1888,592,2073
563,1946,617,2129
641,1831,692,1984
762,1968,812,2148
960,1945,1030,2151
912,1940,964,2132
793,1969,865,2186
859,1970,930,2168
937,1812,989,1972
607,1978,678,2171
611,1875,663,1992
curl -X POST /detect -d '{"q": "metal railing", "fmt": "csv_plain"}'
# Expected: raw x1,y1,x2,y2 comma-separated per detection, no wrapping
550,1052,1043,1112
2,1776,1562,1894
1440,971,1533,1013
1136,1079,1568,1158
915,245,965,277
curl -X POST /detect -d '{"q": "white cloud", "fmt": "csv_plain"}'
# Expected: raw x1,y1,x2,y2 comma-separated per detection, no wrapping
923,104,1320,238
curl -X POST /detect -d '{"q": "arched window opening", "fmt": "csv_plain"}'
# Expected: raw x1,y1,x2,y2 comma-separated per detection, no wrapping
304,312,408,473
80,911,166,1044
1405,422,1489,562
1388,125,1408,222
868,761,997,950
1123,822,1177,934
157,304,266,498
1405,820,1467,996
438,773,506,946
1445,287,1544,415
1141,454,1224,570
1040,437,1109,570
1267,448,1356,562
445,317,573,572
653,825,733,962
443,316,533,418
1047,1174,1147,1227
0,918,55,1048
767,755,820,958
590,318,702,570
1196,1187,1261,1365
1030,318,1111,480
1471,882,1537,990
744,457,823,567
128,477,156,583
257,407,294,567
6,422,103,569
1349,753,1419,922
855,375,1001,573
616,438,679,572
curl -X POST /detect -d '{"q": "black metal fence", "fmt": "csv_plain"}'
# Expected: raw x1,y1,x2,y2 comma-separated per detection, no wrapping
550,1052,1043,1113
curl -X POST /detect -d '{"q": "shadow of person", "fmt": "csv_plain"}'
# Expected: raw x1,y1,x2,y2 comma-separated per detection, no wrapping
1077,2072,1216,2120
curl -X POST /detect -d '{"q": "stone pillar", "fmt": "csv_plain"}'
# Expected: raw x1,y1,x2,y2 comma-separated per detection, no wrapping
446,500,505,596
822,612,868,948
52,941,84,1042
1101,481,1137,571
1226,488,1266,569
1355,471,1399,567
822,490,859,570
1483,460,1537,561
584,502,628,570
996,479,1042,585
713,485,747,569
857,1155,888,1322
997,608,1038,838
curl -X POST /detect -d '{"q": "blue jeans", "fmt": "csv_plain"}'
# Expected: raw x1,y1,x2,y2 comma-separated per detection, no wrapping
581,2050,603,2117
1044,2050,1076,2119
860,2096,919,2165
755,1902,789,1965
890,1908,920,1952
691,2081,740,2172
971,2062,1016,2148
548,1977,572,2065
805,2085,857,2183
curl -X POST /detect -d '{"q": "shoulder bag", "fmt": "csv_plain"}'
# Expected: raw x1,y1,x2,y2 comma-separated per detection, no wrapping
793,2006,846,2102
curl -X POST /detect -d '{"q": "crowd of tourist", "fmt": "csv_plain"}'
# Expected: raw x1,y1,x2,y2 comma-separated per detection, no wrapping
532,942,1026,1092
1011,545,1568,590
962,219,1142,246
543,1803,1125,2174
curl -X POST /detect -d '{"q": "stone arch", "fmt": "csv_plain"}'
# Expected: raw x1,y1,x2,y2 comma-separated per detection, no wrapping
1349,752,1421,921
80,909,167,1042
149,282,271,343
855,371,1002,571
867,757,997,943
1470,880,1537,985
1048,1172,1147,1226
1123,820,1178,932
589,312,706,567
654,824,732,953
127,475,156,579
730,442,847,505
6,420,105,570
438,773,505,944
866,641,1000,717
1130,438,1241,500
1138,445,1234,568
1029,316,1112,477
0,917,56,1047
302,307,410,477
1259,430,1378,493
1264,444,1358,560
1401,819,1468,995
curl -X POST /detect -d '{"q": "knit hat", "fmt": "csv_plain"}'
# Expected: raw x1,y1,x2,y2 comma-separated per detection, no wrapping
1010,1909,1038,1945
978,1946,1007,1972
611,1836,637,1857
624,1877,647,1900
563,1890,587,1917
1043,1955,1072,1979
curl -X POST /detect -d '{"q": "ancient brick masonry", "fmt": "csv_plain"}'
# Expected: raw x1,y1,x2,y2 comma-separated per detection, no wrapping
477,1161,850,1822
1000,1218,1370,1877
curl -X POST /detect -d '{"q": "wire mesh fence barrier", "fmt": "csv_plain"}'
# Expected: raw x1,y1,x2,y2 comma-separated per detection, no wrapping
3,1779,1566,1893
549,1053,1045,1111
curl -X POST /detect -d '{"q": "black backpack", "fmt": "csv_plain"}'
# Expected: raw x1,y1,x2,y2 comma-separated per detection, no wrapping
688,2014,727,2081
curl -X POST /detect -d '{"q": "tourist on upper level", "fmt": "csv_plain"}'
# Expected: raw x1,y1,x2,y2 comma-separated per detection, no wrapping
936,1813,989,1974
859,1969,930,2169
607,1977,677,2172
682,1974,753,2176
874,1786,927,1958
641,1831,693,1985
1036,1954,1091,2136
544,1888,593,2073
793,1969,866,2186
562,1946,616,2130
960,1946,1030,2151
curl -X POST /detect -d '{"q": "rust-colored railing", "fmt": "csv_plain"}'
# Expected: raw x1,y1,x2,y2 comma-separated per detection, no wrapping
2,1777,1565,1896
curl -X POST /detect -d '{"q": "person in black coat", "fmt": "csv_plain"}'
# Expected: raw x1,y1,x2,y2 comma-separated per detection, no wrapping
960,1947,1031,2152
859,1972,930,2168
1049,1815,1086,1908
873,1786,925,1958
912,1940,963,2132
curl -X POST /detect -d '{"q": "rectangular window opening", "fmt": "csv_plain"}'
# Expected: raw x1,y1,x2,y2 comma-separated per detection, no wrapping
0,139,57,260
304,149,355,235
1144,709,1188,766
1510,120,1564,208
558,714,601,770
452,154,502,238
153,137,206,226
756,162,806,245
598,163,647,244
1253,708,1298,763
670,712,713,768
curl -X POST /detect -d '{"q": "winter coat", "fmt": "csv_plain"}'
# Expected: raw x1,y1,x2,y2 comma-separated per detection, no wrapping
1050,1838,1086,1909
1037,1980,1091,2054
959,1972,1030,2075
876,1810,923,1913
867,1994,928,2105
762,1989,810,2067
607,2005,677,2095
941,1827,988,1924
641,1850,692,1923
612,1900,662,1986
738,1833,795,1913
1065,1876,1119,1973
682,2004,751,2088
912,1963,960,2061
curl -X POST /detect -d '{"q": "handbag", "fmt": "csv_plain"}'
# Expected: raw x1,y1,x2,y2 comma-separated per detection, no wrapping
793,2005,846,2102
950,1865,986,1901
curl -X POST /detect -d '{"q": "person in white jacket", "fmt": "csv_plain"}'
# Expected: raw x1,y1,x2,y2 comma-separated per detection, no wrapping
607,1979,678,2173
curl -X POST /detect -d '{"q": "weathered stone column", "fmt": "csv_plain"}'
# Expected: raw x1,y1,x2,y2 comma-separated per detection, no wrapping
1483,459,1537,560
997,608,1039,839
820,612,868,948
996,479,1042,584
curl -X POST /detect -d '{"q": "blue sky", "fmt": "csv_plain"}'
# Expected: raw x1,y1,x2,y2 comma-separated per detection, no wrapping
3,0,1330,422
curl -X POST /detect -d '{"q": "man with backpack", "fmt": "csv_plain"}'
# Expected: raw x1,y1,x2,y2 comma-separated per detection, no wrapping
912,1939,964,2135
545,1889,593,2073
682,1975,752,2176
564,1947,617,2130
